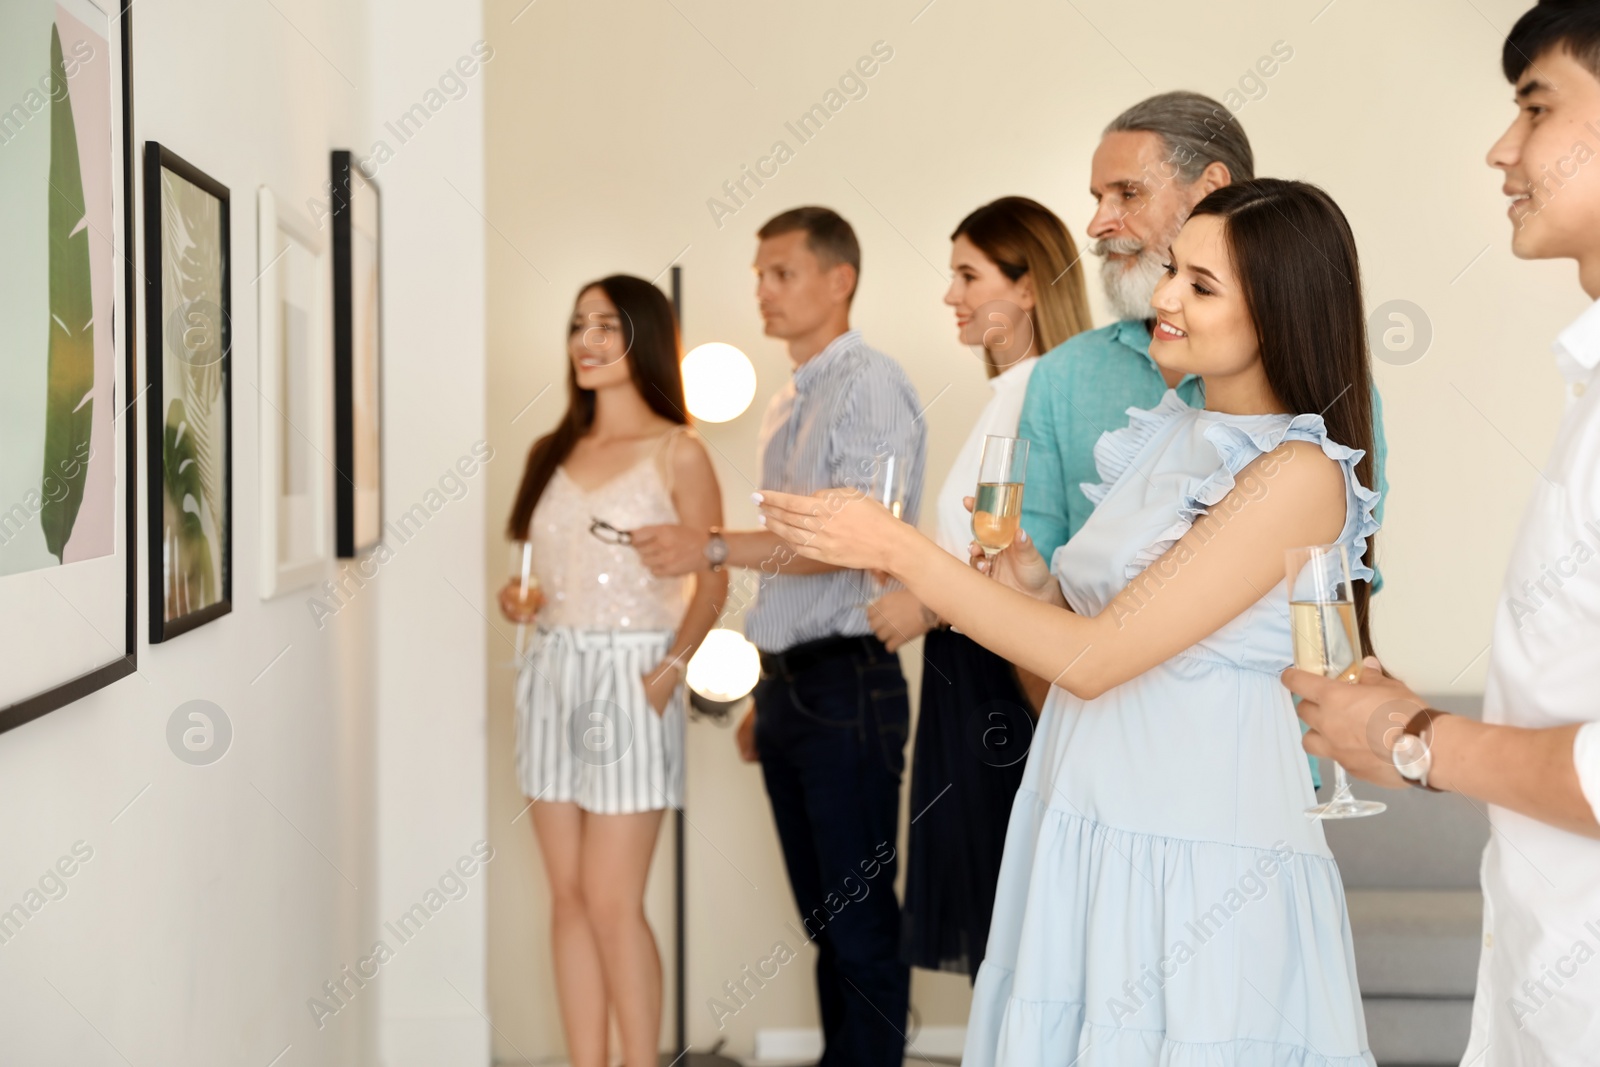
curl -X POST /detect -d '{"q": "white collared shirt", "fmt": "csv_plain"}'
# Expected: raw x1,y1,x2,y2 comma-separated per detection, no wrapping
1464,297,1600,1065
934,357,1037,559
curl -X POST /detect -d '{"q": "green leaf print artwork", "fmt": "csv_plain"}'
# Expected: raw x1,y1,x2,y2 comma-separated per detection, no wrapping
158,166,226,615
39,23,94,563
163,397,215,611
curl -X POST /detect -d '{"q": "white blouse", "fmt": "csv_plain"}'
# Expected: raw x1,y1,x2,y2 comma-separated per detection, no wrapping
934,357,1037,559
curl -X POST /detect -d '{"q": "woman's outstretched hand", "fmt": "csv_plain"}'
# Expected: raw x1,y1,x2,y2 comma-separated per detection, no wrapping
754,488,900,573
963,495,1057,603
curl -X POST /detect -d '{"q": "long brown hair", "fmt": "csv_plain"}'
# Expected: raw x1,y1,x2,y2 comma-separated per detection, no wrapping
951,196,1093,376
506,275,688,539
1188,179,1378,655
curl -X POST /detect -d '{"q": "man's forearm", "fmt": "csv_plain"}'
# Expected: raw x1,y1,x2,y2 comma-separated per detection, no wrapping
725,529,840,576
1429,716,1599,838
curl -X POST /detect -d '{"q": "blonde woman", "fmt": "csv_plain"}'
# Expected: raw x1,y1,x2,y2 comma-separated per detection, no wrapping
868,196,1091,981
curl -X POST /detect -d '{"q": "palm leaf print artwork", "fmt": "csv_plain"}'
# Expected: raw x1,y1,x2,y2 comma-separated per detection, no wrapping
39,23,94,562
162,398,215,613
159,168,226,619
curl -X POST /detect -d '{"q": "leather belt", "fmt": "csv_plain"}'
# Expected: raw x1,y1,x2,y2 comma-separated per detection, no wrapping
759,634,884,680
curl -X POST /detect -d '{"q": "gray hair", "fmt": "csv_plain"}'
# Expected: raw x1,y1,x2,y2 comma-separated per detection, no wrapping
1104,91,1255,186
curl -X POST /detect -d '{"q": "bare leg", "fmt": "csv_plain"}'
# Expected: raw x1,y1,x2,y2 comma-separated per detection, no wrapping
581,809,666,1067
531,801,608,1067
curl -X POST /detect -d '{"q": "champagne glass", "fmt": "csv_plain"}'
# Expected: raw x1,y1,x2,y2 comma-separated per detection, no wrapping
1287,544,1385,819
973,435,1029,561
505,540,541,668
865,450,909,598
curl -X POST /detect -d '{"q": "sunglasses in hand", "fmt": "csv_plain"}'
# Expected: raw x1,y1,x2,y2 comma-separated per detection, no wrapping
589,517,634,545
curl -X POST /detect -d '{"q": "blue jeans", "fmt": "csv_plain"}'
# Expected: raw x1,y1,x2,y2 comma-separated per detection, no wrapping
753,635,911,1067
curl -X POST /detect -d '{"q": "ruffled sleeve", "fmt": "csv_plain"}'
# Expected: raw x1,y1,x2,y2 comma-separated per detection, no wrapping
1079,390,1193,507
1125,411,1382,583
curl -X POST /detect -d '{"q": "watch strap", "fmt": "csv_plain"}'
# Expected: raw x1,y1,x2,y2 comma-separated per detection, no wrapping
704,526,728,572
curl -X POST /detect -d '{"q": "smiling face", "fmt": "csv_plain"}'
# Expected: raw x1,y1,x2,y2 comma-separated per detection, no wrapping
568,285,632,391
1088,130,1204,320
944,233,1036,352
1148,213,1260,381
1489,48,1600,266
753,229,853,341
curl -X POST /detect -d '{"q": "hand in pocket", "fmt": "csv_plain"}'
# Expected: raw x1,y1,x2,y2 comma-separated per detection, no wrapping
641,660,678,717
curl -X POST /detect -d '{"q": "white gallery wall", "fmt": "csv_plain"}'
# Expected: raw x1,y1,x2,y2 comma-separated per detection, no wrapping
0,1,486,1066
483,0,1588,1062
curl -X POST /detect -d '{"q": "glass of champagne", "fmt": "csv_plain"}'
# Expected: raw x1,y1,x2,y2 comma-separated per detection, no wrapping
973,435,1028,562
1287,544,1385,819
865,451,909,598
506,540,541,667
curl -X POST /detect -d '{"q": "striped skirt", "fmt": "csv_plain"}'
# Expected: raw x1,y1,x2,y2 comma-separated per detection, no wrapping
514,626,685,814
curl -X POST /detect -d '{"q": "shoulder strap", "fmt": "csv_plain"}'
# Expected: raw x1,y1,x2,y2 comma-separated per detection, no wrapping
658,424,692,497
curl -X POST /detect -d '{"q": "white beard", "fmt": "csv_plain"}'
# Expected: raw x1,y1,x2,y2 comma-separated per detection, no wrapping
1092,227,1189,322
1096,242,1167,322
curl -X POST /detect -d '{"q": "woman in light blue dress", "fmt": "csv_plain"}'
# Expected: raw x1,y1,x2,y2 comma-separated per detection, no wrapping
755,179,1380,1065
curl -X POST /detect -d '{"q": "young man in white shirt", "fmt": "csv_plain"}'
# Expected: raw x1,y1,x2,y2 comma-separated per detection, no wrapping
1282,3,1600,1062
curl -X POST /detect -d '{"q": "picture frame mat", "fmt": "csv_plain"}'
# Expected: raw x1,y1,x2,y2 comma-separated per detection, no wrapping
256,185,330,599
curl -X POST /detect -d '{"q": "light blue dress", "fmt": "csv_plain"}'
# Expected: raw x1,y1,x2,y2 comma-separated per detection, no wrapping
962,390,1380,1067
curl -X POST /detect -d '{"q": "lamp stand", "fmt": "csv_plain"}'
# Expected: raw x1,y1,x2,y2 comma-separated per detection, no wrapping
661,264,743,1067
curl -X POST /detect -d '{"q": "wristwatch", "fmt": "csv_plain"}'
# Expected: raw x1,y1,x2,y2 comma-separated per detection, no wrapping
704,527,729,573
1392,707,1444,792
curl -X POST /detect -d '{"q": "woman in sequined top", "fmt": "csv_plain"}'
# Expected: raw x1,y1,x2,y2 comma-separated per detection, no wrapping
498,275,727,1067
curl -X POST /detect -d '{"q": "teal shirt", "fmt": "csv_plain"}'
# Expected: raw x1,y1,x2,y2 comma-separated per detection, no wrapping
1017,319,1389,591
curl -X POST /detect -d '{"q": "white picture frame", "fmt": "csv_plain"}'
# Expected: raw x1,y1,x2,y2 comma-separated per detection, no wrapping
256,186,330,598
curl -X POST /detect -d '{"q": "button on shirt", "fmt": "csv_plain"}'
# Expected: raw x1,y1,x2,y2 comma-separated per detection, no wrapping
746,330,927,653
1463,298,1600,1065
935,357,1036,558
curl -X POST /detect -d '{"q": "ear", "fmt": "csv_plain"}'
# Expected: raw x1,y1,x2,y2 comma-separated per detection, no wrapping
1198,160,1233,196
831,261,858,305
1014,272,1036,313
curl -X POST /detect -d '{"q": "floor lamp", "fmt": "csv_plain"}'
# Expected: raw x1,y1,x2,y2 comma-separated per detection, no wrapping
663,265,744,1067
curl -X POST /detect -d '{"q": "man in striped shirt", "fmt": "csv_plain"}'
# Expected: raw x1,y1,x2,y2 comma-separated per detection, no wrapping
633,206,925,1067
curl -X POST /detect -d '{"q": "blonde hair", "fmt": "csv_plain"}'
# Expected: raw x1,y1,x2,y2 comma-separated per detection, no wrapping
951,197,1093,376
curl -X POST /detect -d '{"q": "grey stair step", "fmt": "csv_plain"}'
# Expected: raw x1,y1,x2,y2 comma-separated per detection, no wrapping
1363,995,1473,1066
1347,889,1483,997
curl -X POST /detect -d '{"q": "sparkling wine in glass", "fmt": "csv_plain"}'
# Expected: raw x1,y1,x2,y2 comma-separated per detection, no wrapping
507,540,541,667
1287,543,1385,820
973,435,1029,559
871,451,908,519
865,451,909,598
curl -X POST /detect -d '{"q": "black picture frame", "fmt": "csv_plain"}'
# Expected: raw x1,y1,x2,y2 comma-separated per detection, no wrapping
0,1,139,735
331,150,384,558
143,141,233,642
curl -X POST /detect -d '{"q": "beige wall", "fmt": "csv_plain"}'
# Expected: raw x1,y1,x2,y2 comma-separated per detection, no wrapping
483,0,1581,1060
0,2,488,1065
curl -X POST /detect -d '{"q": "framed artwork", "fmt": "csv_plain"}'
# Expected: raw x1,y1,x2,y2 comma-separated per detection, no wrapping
331,150,382,558
0,0,137,734
144,142,232,642
256,186,330,598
